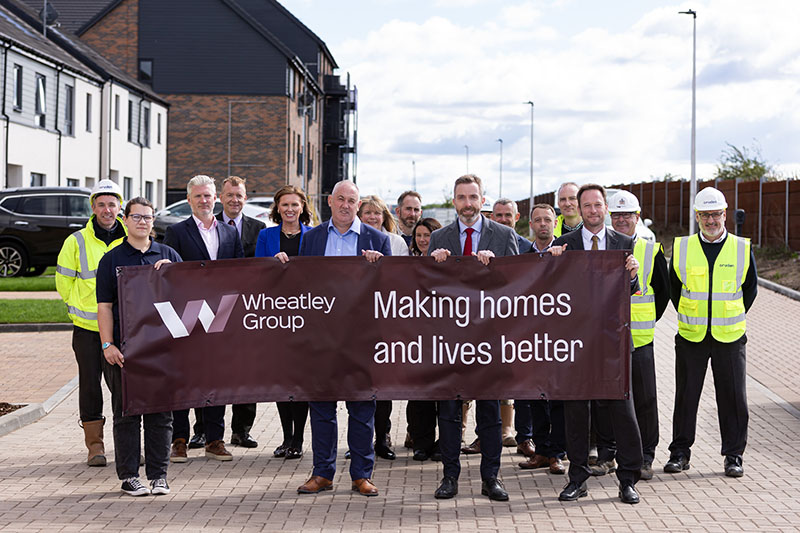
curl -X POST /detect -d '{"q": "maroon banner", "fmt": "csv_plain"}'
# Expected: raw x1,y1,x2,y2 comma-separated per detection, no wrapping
118,253,632,415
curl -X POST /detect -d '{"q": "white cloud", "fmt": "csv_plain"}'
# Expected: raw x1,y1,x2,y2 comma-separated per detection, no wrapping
330,0,800,205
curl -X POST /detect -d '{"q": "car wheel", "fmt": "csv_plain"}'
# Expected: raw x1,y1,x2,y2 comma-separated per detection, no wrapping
22,265,47,277
0,242,28,278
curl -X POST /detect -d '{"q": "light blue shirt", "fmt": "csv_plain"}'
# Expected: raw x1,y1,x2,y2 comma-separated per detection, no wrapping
324,217,361,257
458,216,483,255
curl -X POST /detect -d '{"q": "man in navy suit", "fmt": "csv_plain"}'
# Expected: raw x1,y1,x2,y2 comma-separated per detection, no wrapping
549,183,643,505
285,180,391,497
163,175,244,463
427,174,519,502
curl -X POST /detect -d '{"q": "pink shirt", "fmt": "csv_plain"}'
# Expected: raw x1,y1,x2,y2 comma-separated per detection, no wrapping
192,215,219,260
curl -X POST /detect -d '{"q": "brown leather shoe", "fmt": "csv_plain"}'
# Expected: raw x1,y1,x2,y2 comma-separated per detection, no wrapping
170,438,188,463
297,476,333,494
549,457,566,474
461,438,481,454
516,439,536,457
205,440,233,461
351,478,379,496
519,453,549,469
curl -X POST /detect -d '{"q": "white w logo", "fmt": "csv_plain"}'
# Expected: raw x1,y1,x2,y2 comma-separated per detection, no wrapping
154,294,239,339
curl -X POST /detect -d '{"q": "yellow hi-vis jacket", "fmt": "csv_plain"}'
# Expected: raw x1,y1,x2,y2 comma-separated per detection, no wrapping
673,233,750,343
55,216,126,331
630,238,660,348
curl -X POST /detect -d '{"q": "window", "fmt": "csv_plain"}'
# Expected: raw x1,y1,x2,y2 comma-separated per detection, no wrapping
157,113,161,144
67,195,91,217
86,93,92,132
64,85,74,136
12,65,22,111
19,195,61,215
145,181,153,202
123,177,133,200
35,74,46,128
66,178,79,187
287,68,295,99
127,100,133,142
30,172,46,187
143,107,150,147
138,59,153,83
114,94,120,130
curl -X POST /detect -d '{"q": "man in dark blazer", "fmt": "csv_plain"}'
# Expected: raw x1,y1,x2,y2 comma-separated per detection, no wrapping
549,183,643,504
287,180,391,497
428,174,518,502
192,176,264,449
163,175,244,463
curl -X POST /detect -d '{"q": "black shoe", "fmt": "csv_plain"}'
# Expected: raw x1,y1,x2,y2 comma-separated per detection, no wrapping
285,447,303,459
481,478,509,501
619,483,640,504
413,449,429,461
430,450,442,462
188,433,205,449
230,433,258,448
273,444,288,458
375,442,396,460
434,476,458,499
558,480,588,501
724,455,744,478
344,450,351,460
663,455,690,473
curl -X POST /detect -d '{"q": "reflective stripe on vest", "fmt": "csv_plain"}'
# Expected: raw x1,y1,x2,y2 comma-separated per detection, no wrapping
674,233,749,343
630,239,657,347
67,305,98,320
73,231,97,280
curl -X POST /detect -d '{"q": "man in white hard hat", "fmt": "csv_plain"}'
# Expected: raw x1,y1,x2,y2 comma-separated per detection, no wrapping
595,190,670,481
664,186,758,478
56,179,126,467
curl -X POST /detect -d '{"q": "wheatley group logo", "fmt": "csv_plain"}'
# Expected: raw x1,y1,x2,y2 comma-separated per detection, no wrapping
154,294,239,339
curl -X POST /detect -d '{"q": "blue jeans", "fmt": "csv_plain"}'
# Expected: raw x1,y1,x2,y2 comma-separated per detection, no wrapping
310,400,375,481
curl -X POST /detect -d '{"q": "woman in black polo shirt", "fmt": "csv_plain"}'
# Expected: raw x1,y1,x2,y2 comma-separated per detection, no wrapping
96,196,182,497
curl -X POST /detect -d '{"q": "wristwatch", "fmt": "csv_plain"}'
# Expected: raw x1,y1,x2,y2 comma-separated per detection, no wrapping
101,342,112,350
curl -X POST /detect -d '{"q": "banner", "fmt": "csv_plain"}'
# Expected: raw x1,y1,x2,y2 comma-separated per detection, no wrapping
118,253,632,415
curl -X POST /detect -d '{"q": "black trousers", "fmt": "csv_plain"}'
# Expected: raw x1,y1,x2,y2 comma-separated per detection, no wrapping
564,397,642,486
72,326,110,422
593,343,659,464
375,400,392,445
408,400,437,452
193,403,256,437
174,405,224,443
668,334,748,459
439,399,501,480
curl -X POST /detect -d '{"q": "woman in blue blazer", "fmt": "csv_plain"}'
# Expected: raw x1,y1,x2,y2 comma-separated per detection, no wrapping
254,185,312,458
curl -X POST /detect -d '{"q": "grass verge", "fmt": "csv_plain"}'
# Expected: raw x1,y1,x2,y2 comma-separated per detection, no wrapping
0,267,57,291
0,299,69,323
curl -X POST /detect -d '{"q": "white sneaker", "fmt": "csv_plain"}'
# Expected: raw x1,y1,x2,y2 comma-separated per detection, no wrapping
121,477,150,496
150,478,170,495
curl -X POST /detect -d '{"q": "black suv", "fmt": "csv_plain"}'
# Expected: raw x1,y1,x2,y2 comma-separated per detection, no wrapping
0,187,92,277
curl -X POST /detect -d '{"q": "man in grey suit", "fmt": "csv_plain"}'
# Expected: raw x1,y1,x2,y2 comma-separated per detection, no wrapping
428,174,518,502
549,183,643,505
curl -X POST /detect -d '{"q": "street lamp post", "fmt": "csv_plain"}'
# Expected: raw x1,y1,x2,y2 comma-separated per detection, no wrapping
680,9,697,234
525,101,534,237
412,160,416,191
464,145,469,173
497,138,503,197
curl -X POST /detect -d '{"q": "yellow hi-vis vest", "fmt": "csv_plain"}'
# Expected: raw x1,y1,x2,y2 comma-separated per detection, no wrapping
631,238,659,348
554,215,581,238
673,233,750,343
55,216,126,331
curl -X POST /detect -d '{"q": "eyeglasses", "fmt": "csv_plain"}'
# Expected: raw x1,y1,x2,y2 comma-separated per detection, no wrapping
610,213,636,220
697,211,724,221
128,214,154,223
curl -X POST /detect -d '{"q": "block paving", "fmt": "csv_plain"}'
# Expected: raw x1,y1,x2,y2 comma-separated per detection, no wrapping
0,287,799,531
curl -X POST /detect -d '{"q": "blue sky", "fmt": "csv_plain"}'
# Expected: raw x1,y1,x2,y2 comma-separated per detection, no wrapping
281,0,800,205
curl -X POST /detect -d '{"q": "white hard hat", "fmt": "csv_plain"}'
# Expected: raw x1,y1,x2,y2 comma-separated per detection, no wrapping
481,196,494,213
90,179,123,202
608,190,641,213
694,187,727,211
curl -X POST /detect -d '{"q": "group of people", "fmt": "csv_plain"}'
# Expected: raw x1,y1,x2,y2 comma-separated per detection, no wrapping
55,172,757,504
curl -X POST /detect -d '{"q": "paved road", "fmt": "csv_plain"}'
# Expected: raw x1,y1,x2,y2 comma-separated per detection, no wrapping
1,288,799,532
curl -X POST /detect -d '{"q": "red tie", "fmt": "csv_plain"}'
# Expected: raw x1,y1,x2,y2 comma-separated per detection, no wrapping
463,227,474,256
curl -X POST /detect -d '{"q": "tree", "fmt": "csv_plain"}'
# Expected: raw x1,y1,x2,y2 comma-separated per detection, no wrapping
714,142,775,182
